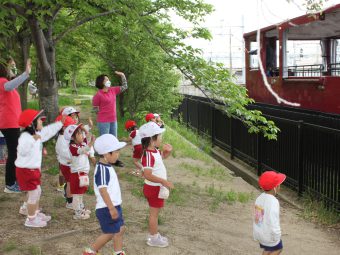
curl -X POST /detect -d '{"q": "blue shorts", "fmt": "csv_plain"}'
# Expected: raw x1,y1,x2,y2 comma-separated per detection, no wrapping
260,240,283,251
96,205,124,234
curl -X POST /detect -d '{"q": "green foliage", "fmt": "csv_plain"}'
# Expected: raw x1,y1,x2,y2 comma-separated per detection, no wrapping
302,193,340,225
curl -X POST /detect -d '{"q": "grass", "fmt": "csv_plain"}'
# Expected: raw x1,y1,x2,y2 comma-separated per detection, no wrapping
162,127,212,162
302,193,340,226
165,118,212,154
1,240,41,254
1,240,17,252
59,86,97,95
45,166,59,175
180,162,231,180
206,183,254,211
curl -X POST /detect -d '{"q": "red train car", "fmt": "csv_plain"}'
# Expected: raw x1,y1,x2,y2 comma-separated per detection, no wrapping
244,4,340,115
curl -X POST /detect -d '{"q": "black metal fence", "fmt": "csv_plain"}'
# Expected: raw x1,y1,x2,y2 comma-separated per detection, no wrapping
173,95,340,212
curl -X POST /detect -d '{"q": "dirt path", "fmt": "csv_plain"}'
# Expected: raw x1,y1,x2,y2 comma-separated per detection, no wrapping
0,128,339,254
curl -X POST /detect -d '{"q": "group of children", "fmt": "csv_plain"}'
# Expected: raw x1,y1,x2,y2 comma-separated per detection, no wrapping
13,107,174,254
11,104,285,254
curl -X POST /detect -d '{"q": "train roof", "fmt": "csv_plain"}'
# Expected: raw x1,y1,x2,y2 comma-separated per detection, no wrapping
244,4,340,40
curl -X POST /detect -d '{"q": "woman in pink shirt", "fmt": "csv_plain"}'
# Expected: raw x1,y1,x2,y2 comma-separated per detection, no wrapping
0,57,32,193
92,71,127,167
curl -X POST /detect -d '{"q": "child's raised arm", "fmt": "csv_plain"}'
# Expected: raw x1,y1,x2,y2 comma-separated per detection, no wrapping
161,144,172,159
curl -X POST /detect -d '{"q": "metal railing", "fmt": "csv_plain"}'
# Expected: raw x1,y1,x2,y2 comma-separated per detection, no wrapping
173,95,340,212
284,64,324,77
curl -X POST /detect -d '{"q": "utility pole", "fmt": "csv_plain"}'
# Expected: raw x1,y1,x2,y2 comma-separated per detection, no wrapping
229,26,232,74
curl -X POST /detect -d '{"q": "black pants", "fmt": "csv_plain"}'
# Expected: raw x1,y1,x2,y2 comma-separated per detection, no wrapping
0,128,20,186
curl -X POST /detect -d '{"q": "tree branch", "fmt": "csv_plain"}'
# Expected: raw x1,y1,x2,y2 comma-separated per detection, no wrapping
28,16,50,73
54,10,117,43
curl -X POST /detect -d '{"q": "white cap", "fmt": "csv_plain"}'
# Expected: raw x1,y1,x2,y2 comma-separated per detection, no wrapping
153,113,160,118
139,121,165,139
64,124,82,141
62,107,79,116
94,134,126,155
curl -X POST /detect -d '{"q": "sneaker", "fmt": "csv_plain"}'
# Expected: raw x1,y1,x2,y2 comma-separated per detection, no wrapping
146,233,169,248
82,208,91,215
56,183,65,192
82,247,97,255
19,205,27,215
24,217,47,228
147,232,168,243
66,202,74,210
112,252,125,255
37,212,51,222
73,212,90,220
4,183,21,193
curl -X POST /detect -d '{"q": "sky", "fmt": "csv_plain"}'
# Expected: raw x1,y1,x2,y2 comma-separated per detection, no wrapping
171,0,340,68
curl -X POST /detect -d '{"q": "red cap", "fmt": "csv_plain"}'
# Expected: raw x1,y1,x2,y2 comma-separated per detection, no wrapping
145,113,155,122
55,115,77,127
18,109,45,128
258,171,286,191
125,120,137,130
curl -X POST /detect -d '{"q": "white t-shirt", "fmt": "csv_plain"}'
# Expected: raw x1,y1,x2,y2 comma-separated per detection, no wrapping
253,193,281,247
55,134,72,166
94,162,122,209
129,129,141,146
15,122,62,169
141,149,167,186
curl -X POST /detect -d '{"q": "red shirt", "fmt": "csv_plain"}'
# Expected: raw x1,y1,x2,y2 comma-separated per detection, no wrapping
0,77,22,129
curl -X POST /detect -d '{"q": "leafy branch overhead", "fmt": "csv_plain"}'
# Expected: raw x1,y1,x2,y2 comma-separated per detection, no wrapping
0,0,325,138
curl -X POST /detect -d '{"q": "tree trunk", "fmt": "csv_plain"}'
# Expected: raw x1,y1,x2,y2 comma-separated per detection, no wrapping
36,49,59,122
71,70,78,95
28,16,59,122
119,93,124,118
18,35,31,110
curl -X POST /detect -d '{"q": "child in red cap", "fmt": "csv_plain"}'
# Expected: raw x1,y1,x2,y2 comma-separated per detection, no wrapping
15,109,65,228
55,115,77,209
124,120,143,176
64,124,95,220
253,171,286,255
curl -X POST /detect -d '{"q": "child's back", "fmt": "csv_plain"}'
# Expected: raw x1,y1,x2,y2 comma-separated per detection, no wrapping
253,192,281,247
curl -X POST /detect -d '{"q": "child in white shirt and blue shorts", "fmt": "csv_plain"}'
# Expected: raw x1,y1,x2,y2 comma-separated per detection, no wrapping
82,134,126,255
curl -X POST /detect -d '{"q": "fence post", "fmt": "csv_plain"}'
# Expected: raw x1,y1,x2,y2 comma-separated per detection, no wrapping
298,120,304,196
186,97,189,128
230,117,234,160
197,100,200,134
257,133,262,176
211,104,215,145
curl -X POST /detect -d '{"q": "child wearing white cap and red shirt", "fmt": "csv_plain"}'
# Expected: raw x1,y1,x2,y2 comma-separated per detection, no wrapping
64,124,95,220
139,121,174,248
83,134,126,255
15,109,65,228
253,171,286,255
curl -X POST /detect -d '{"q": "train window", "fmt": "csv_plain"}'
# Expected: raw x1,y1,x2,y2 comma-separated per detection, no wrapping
329,39,340,76
249,42,258,70
284,40,323,77
265,37,279,77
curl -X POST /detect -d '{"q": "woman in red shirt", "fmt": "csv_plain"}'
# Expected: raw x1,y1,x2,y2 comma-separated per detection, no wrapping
0,57,31,193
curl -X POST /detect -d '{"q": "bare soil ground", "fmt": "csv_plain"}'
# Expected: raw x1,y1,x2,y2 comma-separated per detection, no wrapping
0,113,339,255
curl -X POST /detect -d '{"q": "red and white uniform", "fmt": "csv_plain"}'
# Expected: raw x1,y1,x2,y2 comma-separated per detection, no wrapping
56,134,72,181
69,140,92,194
130,129,142,159
15,122,63,191
141,149,167,186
